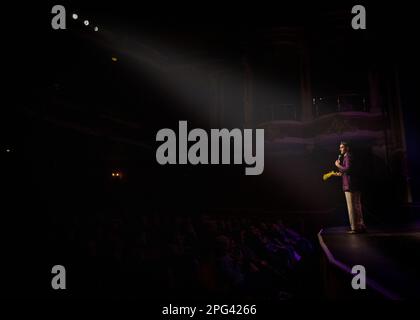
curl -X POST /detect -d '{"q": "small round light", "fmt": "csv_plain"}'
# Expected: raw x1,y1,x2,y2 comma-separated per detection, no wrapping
72,13,78,20
84,20,89,26
111,57,118,62
6,149,11,153
94,26,99,32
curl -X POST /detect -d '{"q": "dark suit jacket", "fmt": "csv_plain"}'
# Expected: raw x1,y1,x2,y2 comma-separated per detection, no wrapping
339,152,360,192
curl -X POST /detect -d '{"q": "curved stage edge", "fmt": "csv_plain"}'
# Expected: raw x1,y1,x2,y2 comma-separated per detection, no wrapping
318,225,420,300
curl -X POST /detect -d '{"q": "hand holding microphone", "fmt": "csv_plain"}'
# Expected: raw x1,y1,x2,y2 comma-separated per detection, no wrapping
323,154,343,181
335,154,343,168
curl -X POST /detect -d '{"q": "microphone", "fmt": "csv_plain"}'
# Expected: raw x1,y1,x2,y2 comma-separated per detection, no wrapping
335,154,343,172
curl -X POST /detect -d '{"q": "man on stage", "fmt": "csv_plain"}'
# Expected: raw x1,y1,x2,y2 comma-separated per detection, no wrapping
335,142,366,234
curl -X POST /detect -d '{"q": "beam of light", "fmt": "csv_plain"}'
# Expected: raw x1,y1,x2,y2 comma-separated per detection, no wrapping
84,27,328,207
97,31,230,125
99,29,294,131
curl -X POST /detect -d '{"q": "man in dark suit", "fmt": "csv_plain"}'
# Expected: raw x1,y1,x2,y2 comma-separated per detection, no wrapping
335,141,366,234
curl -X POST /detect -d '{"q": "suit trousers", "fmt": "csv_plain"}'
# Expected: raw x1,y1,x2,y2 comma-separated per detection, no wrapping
344,191,365,231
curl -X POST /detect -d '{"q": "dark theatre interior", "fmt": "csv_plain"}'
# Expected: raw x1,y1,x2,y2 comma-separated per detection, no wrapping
2,2,420,301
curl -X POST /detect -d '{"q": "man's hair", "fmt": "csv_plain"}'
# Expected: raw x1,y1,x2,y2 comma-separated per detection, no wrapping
340,141,349,148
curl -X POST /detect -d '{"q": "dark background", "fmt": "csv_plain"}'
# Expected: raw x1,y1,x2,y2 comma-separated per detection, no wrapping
2,1,419,299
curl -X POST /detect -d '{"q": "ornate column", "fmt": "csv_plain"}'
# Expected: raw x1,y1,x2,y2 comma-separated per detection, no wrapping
368,66,382,114
243,56,254,128
299,44,313,122
386,66,413,203
208,71,224,128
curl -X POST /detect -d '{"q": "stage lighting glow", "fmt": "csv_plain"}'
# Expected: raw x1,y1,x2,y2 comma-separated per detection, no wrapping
84,20,89,26
72,13,78,20
94,26,99,32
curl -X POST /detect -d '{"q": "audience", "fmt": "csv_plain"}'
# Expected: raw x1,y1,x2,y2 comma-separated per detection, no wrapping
57,212,315,299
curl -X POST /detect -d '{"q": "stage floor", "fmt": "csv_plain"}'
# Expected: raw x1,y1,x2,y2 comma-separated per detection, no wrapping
319,223,420,299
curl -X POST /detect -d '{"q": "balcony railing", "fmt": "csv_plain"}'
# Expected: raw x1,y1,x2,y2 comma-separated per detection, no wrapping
260,103,298,122
313,94,368,117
